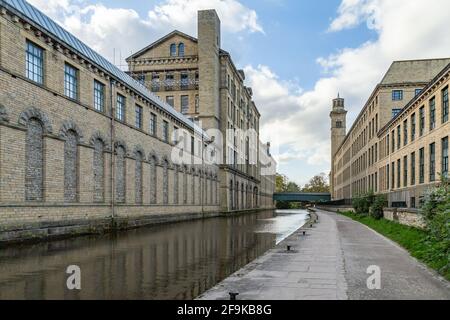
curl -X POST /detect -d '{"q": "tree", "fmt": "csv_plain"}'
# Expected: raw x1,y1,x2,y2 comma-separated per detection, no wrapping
275,174,288,192
302,173,330,193
286,181,301,192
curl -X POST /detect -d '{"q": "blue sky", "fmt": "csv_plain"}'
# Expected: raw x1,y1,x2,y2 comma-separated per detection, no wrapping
29,0,450,186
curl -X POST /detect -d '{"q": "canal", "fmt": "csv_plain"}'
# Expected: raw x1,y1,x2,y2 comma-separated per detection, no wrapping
0,209,309,300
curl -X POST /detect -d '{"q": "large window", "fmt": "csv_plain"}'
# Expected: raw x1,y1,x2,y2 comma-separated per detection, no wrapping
150,113,157,136
397,126,401,150
170,43,177,57
411,113,416,142
392,90,403,101
135,105,143,129
403,120,408,146
397,159,401,188
163,120,169,142
116,94,126,122
429,97,436,130
419,106,425,136
411,152,416,185
94,80,105,112
64,63,78,100
442,137,449,178
402,156,407,188
151,73,160,91
419,148,425,184
443,86,449,123
391,131,395,153
180,73,189,90
165,74,174,90
26,41,44,84
166,96,174,107
415,89,422,97
178,43,185,57
392,109,401,118
181,95,189,114
429,143,436,182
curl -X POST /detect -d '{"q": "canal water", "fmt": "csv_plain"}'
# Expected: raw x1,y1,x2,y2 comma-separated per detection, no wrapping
0,209,309,300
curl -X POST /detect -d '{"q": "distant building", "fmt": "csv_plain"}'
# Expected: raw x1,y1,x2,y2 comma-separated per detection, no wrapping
126,10,276,212
330,59,450,208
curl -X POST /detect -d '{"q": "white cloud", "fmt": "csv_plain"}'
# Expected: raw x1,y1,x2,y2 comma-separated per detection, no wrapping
27,0,263,66
148,0,264,35
245,0,450,184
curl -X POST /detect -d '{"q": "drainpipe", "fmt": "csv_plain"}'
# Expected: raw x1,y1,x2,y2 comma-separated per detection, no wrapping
110,79,116,223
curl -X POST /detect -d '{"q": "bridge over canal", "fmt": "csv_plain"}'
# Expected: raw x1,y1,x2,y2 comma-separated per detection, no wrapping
273,192,331,203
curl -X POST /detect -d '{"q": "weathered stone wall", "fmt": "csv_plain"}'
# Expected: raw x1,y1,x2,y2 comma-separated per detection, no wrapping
383,208,425,229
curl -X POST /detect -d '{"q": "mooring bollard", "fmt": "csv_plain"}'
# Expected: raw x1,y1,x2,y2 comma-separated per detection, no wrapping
229,292,239,300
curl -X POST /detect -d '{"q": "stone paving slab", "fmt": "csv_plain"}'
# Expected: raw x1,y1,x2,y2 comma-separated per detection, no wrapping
198,210,450,300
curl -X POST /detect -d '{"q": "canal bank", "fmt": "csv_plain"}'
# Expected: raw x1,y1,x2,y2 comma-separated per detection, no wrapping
198,210,450,300
0,209,307,299
0,207,274,245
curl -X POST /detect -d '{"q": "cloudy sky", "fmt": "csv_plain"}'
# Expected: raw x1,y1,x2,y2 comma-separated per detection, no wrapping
28,0,450,186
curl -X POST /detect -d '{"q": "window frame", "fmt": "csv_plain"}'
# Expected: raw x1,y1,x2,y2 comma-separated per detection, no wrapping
135,104,143,129
181,95,189,114
26,40,44,84
442,137,449,178
392,90,403,101
162,120,169,142
116,94,126,122
149,113,157,136
64,63,78,100
93,80,105,112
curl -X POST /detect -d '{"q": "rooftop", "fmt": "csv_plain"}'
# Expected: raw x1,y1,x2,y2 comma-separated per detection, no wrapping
0,0,205,135
381,58,450,85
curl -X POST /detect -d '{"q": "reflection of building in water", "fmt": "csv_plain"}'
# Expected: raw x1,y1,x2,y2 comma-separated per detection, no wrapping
0,212,277,300
0,1,276,243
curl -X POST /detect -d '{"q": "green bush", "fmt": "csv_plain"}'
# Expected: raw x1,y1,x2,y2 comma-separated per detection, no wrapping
370,195,387,220
352,190,374,215
419,176,450,275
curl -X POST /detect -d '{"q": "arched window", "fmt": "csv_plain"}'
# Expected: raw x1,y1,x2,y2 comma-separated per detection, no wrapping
93,138,105,203
235,182,239,210
25,118,44,201
64,130,79,202
178,43,185,57
150,155,157,204
192,169,196,205
163,159,169,204
229,180,234,210
170,43,177,57
135,151,143,204
210,176,213,205
183,167,188,204
115,146,126,203
241,183,244,210
174,165,179,204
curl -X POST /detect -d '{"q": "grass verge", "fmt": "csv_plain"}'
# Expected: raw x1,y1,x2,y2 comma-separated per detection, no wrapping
338,211,450,281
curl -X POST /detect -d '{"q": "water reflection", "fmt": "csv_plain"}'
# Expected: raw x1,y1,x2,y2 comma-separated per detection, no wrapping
0,209,308,300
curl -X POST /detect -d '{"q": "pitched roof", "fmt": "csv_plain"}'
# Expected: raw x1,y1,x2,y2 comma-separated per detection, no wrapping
126,30,198,61
381,58,450,85
0,0,205,135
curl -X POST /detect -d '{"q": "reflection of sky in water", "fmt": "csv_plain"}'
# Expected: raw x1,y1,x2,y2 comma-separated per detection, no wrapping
255,209,309,244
